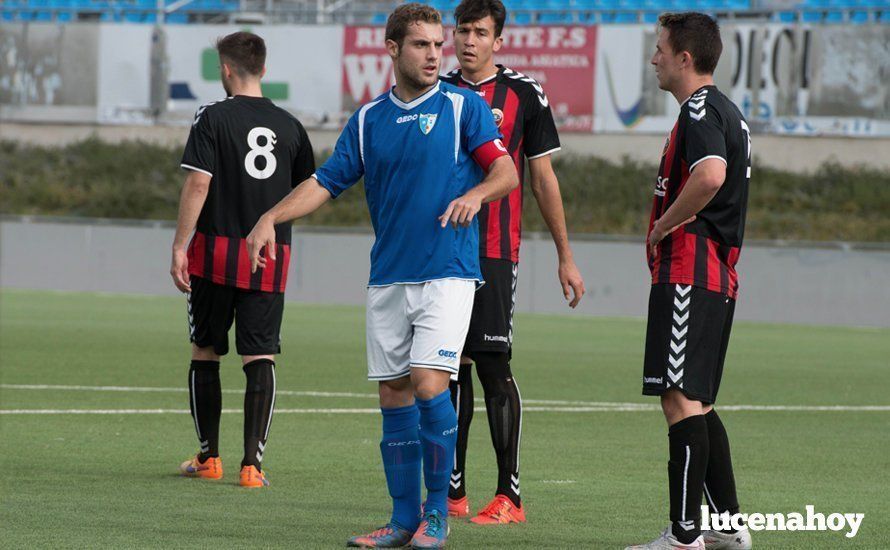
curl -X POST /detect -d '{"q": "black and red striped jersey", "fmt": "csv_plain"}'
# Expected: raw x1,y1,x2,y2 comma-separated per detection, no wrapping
180,95,315,293
648,85,752,299
441,65,561,263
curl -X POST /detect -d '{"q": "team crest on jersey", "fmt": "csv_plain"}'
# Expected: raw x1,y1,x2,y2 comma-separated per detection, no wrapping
419,113,438,135
662,134,671,157
491,108,504,128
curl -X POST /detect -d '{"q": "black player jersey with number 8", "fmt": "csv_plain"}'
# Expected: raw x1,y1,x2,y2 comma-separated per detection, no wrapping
180,95,315,292
181,95,315,246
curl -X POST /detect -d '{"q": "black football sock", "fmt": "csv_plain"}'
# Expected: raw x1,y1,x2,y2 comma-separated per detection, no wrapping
188,360,221,461
704,409,740,533
448,362,474,501
242,359,276,471
669,414,709,544
476,351,522,507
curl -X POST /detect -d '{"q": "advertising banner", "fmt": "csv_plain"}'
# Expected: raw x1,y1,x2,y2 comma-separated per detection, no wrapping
594,24,890,137
342,25,597,131
163,25,344,126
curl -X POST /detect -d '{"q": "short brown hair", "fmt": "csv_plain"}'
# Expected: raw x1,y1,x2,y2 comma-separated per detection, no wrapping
657,12,722,75
216,31,266,77
455,0,507,38
385,3,442,48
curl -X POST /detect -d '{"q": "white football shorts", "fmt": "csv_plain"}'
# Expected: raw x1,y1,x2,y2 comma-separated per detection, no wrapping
366,278,476,381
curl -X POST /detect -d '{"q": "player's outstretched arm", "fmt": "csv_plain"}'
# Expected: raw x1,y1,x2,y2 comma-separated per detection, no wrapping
247,176,332,273
528,155,585,308
440,155,518,229
170,170,212,293
648,158,725,257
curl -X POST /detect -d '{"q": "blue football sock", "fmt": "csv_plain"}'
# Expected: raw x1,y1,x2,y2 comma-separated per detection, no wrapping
380,404,422,532
417,389,458,516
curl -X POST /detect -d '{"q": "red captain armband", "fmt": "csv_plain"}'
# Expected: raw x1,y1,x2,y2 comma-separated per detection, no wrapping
472,139,510,172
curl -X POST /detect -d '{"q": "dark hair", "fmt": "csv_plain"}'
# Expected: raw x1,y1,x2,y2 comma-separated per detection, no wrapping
385,3,442,48
657,12,722,75
216,31,266,77
454,0,507,38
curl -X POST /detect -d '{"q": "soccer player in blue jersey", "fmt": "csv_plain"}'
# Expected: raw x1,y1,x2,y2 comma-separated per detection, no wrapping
246,4,518,548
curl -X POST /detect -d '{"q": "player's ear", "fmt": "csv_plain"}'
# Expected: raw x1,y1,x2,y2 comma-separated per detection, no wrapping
260,66,267,79
385,38,400,60
492,35,504,53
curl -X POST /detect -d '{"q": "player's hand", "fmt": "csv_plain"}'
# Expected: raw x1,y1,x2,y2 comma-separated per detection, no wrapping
558,258,585,308
171,248,191,293
648,215,696,258
246,215,277,273
439,191,483,229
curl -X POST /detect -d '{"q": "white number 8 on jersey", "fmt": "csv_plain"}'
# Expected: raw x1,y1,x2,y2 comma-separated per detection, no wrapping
245,127,277,179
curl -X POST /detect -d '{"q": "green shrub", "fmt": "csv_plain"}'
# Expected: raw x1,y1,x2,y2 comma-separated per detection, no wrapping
1,139,887,242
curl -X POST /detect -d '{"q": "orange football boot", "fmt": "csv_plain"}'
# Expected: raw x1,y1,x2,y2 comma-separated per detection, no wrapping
179,455,223,479
239,465,269,487
447,496,470,518
470,495,526,525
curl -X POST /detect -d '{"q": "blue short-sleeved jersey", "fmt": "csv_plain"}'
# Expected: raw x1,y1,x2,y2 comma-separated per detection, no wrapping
313,82,502,287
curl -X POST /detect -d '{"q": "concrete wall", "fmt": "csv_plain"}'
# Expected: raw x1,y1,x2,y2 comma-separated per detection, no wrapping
2,217,888,327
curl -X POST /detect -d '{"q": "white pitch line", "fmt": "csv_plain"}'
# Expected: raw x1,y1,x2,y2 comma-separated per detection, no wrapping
0,383,647,408
1,384,887,413
3,405,890,415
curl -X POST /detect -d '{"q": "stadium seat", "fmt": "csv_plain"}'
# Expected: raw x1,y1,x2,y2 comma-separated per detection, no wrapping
613,11,639,22
824,9,845,20
370,12,388,24
539,12,575,23
165,11,188,23
513,11,532,23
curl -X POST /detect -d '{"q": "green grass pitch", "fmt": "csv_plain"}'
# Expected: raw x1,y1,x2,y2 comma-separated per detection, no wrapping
1,289,888,548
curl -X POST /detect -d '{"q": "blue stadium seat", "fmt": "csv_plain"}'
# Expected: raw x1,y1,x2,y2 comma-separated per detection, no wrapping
613,11,639,22
776,10,798,21
370,12,388,24
513,12,532,23
880,10,890,21
642,11,659,22
824,9,845,20
165,11,188,23
801,11,823,21
539,12,575,23
850,9,870,21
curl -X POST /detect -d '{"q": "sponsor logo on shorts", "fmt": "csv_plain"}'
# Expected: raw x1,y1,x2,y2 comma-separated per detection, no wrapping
438,349,458,359
484,334,509,343
644,376,663,384
442,426,458,436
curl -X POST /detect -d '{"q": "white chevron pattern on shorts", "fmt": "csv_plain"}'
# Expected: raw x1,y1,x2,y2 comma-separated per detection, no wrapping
668,285,691,389
186,292,195,340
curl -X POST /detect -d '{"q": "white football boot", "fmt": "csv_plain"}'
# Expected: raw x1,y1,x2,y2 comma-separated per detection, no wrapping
625,527,706,550
702,526,752,550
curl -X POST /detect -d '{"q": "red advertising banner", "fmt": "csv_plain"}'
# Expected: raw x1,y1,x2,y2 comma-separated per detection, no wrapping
342,26,597,131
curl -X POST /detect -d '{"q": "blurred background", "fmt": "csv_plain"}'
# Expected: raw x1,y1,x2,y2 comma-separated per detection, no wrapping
1,0,888,326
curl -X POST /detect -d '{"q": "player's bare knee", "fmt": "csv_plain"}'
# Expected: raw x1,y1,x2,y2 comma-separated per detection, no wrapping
661,389,703,424
192,345,219,362
379,377,413,408
410,367,451,400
